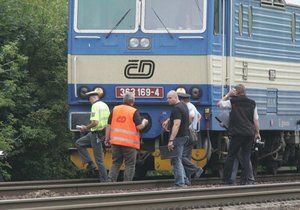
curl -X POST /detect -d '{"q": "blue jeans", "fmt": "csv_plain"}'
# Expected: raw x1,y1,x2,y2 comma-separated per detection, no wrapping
75,132,108,182
171,136,189,186
182,138,202,184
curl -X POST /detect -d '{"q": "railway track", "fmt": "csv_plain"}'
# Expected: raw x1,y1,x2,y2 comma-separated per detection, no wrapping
1,182,300,210
0,178,98,187
0,173,300,198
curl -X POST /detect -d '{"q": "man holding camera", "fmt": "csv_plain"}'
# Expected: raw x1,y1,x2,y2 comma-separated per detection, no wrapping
217,84,260,185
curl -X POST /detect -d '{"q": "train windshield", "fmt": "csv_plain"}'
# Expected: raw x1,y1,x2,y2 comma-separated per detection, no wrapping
142,0,206,33
75,0,137,32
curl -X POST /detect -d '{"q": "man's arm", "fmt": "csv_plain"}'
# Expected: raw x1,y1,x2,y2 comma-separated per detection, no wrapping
80,104,99,132
217,88,236,108
197,110,202,121
105,125,111,140
168,119,181,151
105,113,113,143
189,109,195,124
169,119,181,141
136,119,148,130
104,124,111,146
133,110,148,131
80,120,98,132
254,119,260,139
253,106,261,139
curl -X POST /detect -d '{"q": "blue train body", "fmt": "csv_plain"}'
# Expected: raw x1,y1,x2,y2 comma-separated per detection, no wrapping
68,0,300,140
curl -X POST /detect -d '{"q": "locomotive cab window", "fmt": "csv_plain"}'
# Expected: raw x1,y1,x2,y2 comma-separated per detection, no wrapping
142,0,207,33
214,0,223,35
74,0,138,33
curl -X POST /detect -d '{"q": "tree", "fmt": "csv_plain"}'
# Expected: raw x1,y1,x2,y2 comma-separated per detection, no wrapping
0,42,28,180
0,0,78,180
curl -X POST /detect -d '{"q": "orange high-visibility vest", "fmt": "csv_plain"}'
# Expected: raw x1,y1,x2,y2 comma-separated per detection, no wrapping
110,105,140,149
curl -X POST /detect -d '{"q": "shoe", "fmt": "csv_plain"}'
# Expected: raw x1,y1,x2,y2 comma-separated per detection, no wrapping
185,181,191,186
86,161,96,170
222,179,236,186
240,181,255,185
194,168,203,179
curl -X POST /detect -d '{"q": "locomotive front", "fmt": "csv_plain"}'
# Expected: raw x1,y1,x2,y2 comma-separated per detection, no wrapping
68,0,212,176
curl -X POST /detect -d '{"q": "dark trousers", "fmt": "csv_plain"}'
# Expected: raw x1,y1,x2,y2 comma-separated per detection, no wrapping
231,150,255,184
223,135,254,184
108,145,137,182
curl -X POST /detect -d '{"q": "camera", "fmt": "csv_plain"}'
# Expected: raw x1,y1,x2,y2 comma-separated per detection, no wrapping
255,138,265,145
253,138,264,152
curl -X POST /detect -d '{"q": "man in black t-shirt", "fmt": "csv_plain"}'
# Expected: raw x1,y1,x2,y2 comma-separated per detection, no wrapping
166,90,190,187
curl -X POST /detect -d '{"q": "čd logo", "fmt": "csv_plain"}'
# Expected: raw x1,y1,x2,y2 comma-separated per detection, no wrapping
116,116,126,123
124,60,155,79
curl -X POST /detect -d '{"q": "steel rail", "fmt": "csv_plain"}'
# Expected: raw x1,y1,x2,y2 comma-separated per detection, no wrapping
0,173,300,197
0,178,218,197
2,182,300,210
0,178,98,187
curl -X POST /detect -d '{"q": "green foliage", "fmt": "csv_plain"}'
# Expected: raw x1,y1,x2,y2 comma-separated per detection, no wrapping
0,0,78,180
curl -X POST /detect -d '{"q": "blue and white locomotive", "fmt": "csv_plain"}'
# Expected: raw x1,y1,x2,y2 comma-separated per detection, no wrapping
68,0,300,176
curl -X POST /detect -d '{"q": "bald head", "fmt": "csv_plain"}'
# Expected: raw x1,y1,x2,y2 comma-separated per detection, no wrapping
167,90,180,105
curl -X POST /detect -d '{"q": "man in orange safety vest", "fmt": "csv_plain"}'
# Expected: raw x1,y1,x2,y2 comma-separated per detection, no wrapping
105,91,148,181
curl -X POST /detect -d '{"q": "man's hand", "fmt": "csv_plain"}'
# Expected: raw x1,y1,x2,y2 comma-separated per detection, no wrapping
228,88,237,97
219,122,225,128
255,132,261,140
142,119,149,127
80,125,88,132
104,139,111,147
168,141,174,151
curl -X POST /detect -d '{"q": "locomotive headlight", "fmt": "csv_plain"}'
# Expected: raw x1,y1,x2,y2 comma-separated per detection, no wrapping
129,38,139,48
140,38,150,48
190,87,202,99
77,86,89,99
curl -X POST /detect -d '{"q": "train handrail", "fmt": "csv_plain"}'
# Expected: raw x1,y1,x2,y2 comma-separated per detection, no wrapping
73,56,78,98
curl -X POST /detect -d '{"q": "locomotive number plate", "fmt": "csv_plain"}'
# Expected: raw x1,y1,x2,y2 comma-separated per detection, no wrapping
115,86,164,98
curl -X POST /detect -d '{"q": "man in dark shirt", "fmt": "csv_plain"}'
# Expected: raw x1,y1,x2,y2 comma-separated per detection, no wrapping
166,90,190,187
217,84,260,185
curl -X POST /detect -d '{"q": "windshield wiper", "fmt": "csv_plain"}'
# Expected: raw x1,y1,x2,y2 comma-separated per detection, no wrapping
194,0,201,13
151,8,174,39
106,9,131,39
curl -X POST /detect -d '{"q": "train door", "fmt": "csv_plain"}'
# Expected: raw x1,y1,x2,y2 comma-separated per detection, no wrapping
210,0,233,177
212,0,232,96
